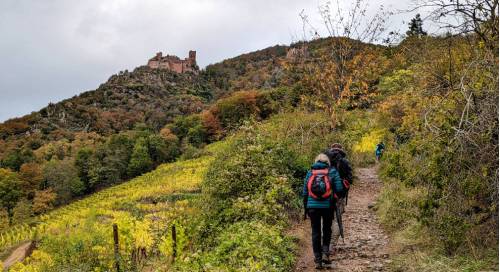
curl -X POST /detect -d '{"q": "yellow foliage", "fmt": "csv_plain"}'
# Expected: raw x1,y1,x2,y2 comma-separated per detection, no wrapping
133,220,153,250
353,129,386,153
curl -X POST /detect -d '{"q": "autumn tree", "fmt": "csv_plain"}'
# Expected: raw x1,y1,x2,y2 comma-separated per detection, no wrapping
210,90,260,130
19,162,44,198
299,0,389,127
201,110,223,142
0,208,9,231
32,189,57,214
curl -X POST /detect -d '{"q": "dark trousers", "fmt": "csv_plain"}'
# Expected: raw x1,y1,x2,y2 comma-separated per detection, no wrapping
308,208,333,261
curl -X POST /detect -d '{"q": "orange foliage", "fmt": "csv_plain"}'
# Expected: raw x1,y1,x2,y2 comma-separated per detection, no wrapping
19,162,44,196
32,189,57,214
201,110,223,141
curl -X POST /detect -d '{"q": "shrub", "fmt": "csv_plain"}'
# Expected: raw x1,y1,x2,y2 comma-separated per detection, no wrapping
210,91,260,130
187,221,295,272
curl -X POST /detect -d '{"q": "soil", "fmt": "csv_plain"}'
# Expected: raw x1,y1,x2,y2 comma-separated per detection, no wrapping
2,241,34,270
293,167,391,271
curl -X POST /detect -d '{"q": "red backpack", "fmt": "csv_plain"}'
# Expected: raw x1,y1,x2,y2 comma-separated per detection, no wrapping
307,169,333,200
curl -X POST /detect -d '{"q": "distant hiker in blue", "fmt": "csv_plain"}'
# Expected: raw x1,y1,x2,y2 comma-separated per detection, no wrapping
375,142,385,161
303,154,342,269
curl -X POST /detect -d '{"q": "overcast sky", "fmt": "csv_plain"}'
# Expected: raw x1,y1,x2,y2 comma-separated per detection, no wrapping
0,0,426,122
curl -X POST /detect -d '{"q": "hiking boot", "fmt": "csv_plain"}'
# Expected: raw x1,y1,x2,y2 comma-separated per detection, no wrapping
314,260,323,269
322,252,332,264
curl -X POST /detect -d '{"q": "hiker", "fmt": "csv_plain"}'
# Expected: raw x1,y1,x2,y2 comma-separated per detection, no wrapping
325,143,353,188
303,154,342,269
325,143,353,211
375,142,385,161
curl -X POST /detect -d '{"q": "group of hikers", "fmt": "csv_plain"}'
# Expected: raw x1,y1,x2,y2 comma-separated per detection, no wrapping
303,142,384,269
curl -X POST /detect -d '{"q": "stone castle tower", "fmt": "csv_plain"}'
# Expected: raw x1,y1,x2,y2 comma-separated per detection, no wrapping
147,50,197,73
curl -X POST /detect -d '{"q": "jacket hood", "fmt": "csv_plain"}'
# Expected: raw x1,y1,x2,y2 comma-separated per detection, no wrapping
330,148,346,158
311,161,329,169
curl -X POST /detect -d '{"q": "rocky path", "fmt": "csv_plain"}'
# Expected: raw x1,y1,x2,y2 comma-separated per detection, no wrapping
293,167,391,271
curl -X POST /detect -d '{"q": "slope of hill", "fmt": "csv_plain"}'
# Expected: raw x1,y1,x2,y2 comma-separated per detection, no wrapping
0,67,212,141
1,142,223,271
0,21,497,271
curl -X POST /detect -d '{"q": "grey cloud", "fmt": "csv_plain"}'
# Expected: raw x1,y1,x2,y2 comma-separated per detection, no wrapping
0,0,418,122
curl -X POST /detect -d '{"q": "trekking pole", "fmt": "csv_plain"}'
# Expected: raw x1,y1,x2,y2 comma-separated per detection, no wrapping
345,191,349,206
335,204,345,244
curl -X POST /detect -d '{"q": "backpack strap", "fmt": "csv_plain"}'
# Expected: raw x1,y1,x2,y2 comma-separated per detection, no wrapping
307,173,315,198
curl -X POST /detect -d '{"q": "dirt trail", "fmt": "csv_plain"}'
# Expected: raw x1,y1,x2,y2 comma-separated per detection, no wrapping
2,241,34,270
293,167,391,271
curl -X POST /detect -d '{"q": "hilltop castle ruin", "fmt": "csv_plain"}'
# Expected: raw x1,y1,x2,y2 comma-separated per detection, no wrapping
147,50,197,73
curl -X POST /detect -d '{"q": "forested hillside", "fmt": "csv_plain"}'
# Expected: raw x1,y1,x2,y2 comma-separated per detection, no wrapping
0,0,498,270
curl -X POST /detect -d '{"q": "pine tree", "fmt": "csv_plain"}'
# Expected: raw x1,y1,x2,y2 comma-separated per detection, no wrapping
406,14,427,37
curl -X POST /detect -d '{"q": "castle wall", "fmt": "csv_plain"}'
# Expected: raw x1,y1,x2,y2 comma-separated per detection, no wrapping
170,62,184,73
147,51,197,73
158,61,171,70
147,60,160,68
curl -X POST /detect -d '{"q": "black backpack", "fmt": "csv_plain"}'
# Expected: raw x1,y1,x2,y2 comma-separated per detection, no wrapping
307,169,332,200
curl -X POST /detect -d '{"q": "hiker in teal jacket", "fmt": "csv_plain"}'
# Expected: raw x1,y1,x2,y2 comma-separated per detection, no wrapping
302,154,342,268
375,142,385,161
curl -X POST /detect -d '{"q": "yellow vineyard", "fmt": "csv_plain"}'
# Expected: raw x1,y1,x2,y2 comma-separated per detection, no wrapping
1,149,216,271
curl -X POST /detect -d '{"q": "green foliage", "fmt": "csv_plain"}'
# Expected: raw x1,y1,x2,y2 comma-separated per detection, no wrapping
0,23,497,271
406,14,427,37
43,159,84,205
0,168,23,216
158,222,188,258
375,34,498,268
376,178,424,231
169,115,203,141
89,133,133,187
168,115,209,147
182,221,295,272
211,91,260,129
1,148,34,171
1,152,214,271
127,137,153,176
146,134,179,163
11,198,33,224
174,112,335,271
378,69,414,95
75,147,93,192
